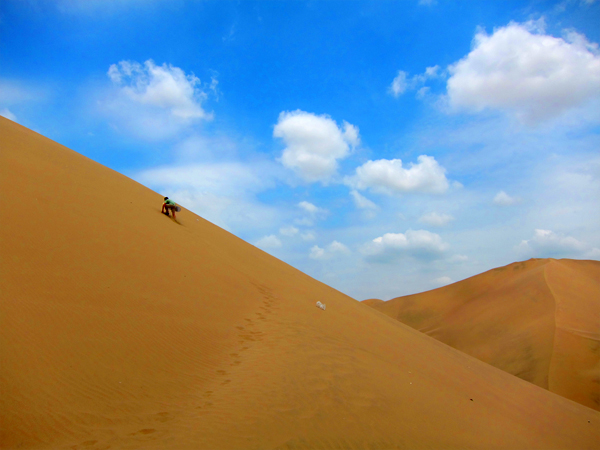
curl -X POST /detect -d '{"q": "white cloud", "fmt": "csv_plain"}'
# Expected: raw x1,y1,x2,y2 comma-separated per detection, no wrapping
298,201,319,214
347,155,449,195
516,229,587,257
294,217,314,226
432,276,452,286
418,212,454,226
425,65,440,77
274,110,359,182
295,201,328,226
279,226,299,237
103,60,212,140
256,235,282,249
362,229,449,262
350,190,378,210
447,21,600,123
493,190,521,206
585,248,600,259
449,254,469,263
389,66,441,98
309,241,351,260
390,71,408,97
309,245,326,260
298,201,328,217
328,240,351,254
108,60,210,120
301,231,316,241
0,108,16,122
416,86,431,99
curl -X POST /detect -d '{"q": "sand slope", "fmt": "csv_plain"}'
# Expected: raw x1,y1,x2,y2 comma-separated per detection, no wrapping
364,258,600,411
1,116,599,449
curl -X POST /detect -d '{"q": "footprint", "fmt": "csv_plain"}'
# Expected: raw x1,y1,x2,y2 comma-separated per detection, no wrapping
138,429,156,435
236,326,244,330
129,429,156,436
216,370,227,375
221,379,231,385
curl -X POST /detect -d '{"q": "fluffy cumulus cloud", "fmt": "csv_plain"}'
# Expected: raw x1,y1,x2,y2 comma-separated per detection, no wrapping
309,241,351,260
418,212,454,227
361,230,449,262
274,110,360,183
103,60,212,139
493,191,521,206
447,20,600,123
516,229,588,257
347,155,449,195
108,60,210,120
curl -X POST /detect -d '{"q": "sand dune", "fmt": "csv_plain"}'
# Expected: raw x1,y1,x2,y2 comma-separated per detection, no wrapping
1,115,599,449
364,258,600,412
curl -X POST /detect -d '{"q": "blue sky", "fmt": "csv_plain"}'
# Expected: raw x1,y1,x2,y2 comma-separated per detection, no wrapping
2,0,599,300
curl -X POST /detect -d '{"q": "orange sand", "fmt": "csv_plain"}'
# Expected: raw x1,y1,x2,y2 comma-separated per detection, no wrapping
364,258,600,412
1,116,599,449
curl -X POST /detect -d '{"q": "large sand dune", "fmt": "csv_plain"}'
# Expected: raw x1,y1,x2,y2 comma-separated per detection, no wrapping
364,258,600,412
1,115,599,449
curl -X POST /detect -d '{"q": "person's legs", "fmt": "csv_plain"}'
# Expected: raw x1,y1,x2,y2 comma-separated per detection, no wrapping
171,205,176,219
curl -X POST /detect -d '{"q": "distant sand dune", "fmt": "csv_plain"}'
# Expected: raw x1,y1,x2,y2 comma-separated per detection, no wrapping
364,258,600,411
1,116,599,449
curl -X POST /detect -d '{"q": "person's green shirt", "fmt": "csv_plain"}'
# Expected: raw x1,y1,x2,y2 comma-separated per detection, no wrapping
164,199,176,206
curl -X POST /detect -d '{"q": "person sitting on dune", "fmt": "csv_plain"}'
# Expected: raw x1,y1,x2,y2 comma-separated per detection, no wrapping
162,197,178,219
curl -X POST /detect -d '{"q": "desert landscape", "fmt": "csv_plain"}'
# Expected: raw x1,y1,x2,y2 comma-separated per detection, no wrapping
1,117,600,449
364,258,600,412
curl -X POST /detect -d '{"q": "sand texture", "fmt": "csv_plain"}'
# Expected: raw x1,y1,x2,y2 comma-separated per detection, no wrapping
364,258,600,412
1,115,599,449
